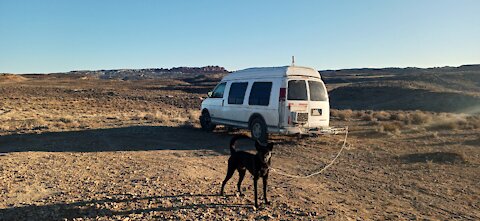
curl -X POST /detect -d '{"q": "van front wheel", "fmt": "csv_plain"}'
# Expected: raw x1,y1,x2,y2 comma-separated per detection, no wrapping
250,117,268,142
200,110,216,131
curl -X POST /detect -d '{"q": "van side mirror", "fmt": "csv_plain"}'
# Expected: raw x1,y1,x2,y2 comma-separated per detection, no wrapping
207,91,213,97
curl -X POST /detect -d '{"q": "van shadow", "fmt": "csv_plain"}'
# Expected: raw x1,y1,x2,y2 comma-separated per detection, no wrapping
0,193,250,220
0,126,251,154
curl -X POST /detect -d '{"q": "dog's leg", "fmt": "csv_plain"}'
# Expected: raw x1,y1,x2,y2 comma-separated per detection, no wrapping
237,169,246,196
253,176,259,208
263,175,270,205
220,164,235,196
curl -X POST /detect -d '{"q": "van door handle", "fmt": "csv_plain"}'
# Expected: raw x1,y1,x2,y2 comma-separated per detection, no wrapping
222,99,224,106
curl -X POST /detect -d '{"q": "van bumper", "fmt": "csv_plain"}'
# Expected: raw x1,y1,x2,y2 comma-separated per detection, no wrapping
278,126,345,135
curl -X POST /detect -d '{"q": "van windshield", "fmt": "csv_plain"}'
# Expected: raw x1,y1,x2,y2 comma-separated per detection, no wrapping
308,81,328,101
287,80,307,100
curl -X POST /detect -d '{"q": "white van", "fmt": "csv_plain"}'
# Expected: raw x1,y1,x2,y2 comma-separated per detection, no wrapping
200,65,329,141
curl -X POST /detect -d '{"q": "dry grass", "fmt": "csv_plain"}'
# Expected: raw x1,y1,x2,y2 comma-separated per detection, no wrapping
465,115,480,129
390,112,408,122
373,111,391,121
0,80,203,135
410,111,432,125
142,111,169,123
128,109,200,127
427,113,480,131
428,120,462,131
331,109,353,121
348,110,480,134
376,121,403,135
0,118,49,132
361,112,375,121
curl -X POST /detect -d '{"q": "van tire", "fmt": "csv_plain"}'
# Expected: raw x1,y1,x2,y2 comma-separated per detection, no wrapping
200,110,216,131
250,117,268,142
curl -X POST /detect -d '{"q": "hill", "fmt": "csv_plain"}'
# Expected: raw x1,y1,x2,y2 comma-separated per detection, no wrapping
322,65,480,113
0,74,28,83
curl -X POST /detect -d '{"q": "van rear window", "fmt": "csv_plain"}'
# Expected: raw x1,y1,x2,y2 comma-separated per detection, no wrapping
287,80,307,100
308,81,328,101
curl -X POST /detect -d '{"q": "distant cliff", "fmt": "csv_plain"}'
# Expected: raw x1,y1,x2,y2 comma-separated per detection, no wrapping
62,66,228,80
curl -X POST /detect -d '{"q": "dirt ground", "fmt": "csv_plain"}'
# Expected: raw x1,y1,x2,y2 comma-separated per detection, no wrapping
0,76,479,220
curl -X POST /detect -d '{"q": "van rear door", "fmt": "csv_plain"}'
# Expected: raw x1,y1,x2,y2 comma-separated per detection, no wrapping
307,80,329,128
284,79,329,129
285,79,309,125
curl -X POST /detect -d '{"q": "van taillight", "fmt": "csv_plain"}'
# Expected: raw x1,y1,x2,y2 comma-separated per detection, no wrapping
279,88,286,101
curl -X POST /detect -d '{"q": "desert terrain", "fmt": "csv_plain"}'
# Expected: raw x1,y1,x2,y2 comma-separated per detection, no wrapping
0,66,479,220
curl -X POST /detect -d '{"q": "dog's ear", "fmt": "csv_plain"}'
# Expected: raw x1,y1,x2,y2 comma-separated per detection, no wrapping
267,142,274,151
255,140,270,152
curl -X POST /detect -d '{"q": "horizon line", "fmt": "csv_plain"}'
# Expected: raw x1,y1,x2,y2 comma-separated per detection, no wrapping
2,63,479,75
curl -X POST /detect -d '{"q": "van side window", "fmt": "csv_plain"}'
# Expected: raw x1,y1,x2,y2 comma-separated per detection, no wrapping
308,81,328,101
287,80,307,100
211,82,226,98
249,82,272,106
228,82,248,104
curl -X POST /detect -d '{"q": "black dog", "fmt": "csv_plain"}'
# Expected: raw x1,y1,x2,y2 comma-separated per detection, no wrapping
220,135,274,208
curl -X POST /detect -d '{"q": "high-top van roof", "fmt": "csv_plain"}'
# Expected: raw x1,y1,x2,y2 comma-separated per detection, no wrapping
222,66,321,81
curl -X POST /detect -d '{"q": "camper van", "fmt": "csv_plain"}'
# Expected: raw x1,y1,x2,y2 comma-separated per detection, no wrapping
200,65,329,141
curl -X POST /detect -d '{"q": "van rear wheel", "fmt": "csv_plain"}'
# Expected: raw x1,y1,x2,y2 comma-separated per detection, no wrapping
200,110,216,131
250,117,268,142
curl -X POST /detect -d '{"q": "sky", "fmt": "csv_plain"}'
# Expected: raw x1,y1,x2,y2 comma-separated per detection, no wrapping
1,0,479,74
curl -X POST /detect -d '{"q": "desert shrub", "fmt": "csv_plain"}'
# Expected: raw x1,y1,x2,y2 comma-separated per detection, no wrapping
105,115,118,120
131,112,145,121
428,121,459,131
425,113,480,131
373,111,391,121
361,112,374,121
66,121,80,128
180,120,195,128
143,111,170,123
143,113,156,121
186,109,200,125
354,110,365,118
23,118,48,130
59,116,74,124
55,117,80,129
465,115,480,129
339,109,353,121
330,109,339,117
390,112,407,121
331,109,353,121
377,121,402,134
0,124,10,132
410,111,432,125
1,118,49,131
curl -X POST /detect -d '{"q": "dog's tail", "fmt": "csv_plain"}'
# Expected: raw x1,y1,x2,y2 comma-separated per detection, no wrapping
229,135,250,155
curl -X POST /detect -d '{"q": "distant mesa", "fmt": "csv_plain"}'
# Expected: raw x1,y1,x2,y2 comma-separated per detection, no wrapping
64,66,229,80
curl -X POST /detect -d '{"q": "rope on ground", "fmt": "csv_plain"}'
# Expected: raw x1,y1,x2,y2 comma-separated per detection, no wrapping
270,126,349,179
